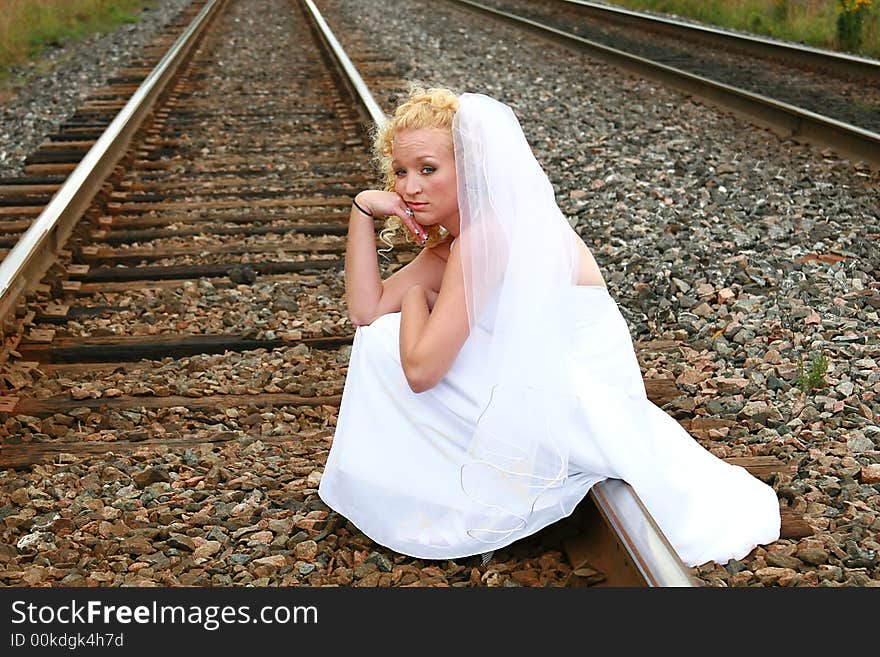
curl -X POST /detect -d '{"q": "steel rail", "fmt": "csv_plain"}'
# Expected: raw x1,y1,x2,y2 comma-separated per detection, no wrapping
0,0,225,328
305,0,697,587
557,0,880,83
301,0,386,128
590,480,696,586
447,0,880,169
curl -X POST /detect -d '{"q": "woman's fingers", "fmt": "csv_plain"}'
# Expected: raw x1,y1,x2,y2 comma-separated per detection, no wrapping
401,206,427,244
389,193,417,234
400,206,416,232
405,210,421,239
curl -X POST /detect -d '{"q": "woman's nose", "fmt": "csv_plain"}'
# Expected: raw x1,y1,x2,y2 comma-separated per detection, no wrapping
403,175,420,197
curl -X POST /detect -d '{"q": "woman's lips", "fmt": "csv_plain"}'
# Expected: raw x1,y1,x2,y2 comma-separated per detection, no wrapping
407,202,428,211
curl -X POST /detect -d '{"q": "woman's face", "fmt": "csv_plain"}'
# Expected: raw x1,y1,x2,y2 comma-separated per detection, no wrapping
391,127,460,233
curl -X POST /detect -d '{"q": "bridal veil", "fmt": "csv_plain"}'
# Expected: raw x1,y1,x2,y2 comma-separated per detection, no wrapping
454,93,587,546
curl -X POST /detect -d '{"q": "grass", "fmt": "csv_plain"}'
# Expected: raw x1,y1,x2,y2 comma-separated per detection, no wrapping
795,352,830,394
607,0,880,59
0,1,152,79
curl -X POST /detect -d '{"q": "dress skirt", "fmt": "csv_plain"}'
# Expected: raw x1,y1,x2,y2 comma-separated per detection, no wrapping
318,285,780,567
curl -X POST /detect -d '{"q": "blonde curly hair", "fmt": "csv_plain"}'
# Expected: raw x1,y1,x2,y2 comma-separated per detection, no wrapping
372,84,460,252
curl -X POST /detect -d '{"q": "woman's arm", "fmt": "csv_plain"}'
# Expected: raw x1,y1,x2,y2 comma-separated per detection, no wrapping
345,190,430,325
344,198,383,326
399,240,469,393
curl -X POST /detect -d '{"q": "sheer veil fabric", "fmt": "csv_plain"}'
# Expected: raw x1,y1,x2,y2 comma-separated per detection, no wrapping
453,93,606,546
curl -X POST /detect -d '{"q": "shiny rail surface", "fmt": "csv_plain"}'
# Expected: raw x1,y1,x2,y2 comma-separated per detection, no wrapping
589,480,697,586
303,0,385,127
307,0,697,587
447,0,880,168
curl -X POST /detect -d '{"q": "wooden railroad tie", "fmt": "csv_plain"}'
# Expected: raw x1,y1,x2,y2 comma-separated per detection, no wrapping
17,333,352,363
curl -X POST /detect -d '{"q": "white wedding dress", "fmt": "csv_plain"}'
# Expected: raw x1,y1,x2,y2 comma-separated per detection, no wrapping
318,281,781,568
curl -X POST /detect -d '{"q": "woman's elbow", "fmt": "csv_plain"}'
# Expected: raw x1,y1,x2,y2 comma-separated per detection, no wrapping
403,362,440,394
346,293,379,327
348,311,373,327
406,375,437,395
347,301,378,326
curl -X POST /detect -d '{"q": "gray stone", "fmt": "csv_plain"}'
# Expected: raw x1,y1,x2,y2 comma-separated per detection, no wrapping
167,534,195,552
273,298,300,313
365,551,393,573
140,552,171,569
847,433,875,453
229,554,251,566
766,376,787,391
844,544,877,569
725,559,748,575
766,553,803,570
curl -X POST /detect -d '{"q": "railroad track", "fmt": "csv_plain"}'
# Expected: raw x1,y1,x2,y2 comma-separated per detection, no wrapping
0,0,814,587
447,0,880,168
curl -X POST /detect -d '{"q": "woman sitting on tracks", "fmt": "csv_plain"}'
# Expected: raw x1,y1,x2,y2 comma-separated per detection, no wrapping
318,86,780,568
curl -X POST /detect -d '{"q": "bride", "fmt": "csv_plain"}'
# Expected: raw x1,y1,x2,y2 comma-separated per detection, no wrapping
318,86,780,568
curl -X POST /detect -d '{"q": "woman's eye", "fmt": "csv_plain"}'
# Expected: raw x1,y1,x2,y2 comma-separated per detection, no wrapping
394,169,405,177
422,166,435,174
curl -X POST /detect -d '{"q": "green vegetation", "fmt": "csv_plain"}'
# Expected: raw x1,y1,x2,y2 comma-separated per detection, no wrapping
608,0,880,59
795,352,830,394
0,1,151,77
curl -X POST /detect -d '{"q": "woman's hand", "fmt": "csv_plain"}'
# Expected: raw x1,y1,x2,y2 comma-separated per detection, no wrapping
354,190,428,244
